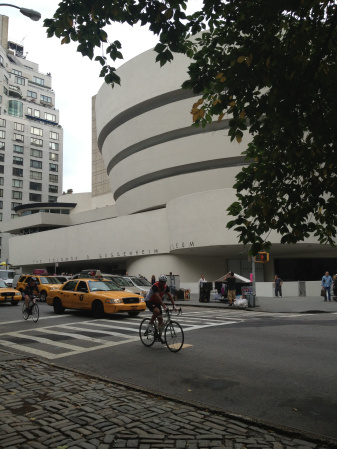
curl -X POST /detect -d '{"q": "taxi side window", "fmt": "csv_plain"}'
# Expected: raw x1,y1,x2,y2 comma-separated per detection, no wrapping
77,281,88,293
63,281,78,291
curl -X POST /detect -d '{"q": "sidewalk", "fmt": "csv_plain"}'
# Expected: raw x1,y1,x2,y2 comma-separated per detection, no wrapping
0,351,336,449
174,294,337,314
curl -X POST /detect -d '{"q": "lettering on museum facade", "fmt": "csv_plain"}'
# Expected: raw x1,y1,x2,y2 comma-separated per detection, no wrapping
33,241,195,264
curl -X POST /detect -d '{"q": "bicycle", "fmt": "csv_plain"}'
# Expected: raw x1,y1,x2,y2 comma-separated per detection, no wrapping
139,307,184,352
22,295,39,323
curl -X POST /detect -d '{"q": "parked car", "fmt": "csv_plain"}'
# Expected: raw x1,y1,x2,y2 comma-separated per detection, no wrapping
99,274,145,295
0,269,17,287
0,280,22,305
124,276,152,296
16,275,62,302
46,278,146,318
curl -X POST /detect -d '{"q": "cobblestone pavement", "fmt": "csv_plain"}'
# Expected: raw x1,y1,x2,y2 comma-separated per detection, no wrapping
0,354,336,449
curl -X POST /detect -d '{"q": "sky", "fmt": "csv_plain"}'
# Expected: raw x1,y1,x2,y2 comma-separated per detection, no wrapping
3,1,160,193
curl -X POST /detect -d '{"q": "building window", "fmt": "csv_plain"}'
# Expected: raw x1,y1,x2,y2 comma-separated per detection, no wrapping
0,201,3,208
30,170,42,180
30,148,42,158
12,179,23,188
33,76,44,86
3,87,8,96
27,107,32,115
41,95,52,104
0,177,3,185
0,154,4,162
27,90,37,99
0,142,4,150
45,112,56,122
14,122,24,132
49,185,58,193
13,167,23,177
30,137,42,146
14,144,24,154
0,166,4,174
49,163,58,172
29,193,41,202
4,75,8,84
15,76,25,85
30,182,42,191
49,142,59,151
0,118,5,127
12,190,22,200
0,189,3,197
11,202,21,210
49,131,59,140
30,160,42,169
49,174,58,183
12,69,22,76
0,130,5,138
34,109,40,118
0,213,2,221
48,196,57,202
49,152,59,162
31,126,43,136
14,133,24,142
8,100,23,117
13,156,23,165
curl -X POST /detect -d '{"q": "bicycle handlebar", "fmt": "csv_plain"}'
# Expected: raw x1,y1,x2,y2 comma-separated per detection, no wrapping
165,307,182,316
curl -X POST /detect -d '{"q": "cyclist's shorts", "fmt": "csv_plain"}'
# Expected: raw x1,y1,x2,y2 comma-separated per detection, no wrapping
146,301,162,314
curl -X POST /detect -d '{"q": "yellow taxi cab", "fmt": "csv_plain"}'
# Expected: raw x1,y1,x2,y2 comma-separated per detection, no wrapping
0,280,22,305
46,278,146,318
16,274,63,302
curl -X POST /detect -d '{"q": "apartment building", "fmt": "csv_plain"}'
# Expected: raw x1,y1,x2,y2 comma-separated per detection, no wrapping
0,14,63,262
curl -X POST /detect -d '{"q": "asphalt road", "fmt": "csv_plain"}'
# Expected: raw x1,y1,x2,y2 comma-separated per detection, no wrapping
0,303,336,441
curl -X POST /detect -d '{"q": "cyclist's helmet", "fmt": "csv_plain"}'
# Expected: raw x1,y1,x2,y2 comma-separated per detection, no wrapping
158,274,167,282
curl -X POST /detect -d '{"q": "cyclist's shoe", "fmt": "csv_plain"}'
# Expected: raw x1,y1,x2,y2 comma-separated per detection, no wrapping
144,324,154,336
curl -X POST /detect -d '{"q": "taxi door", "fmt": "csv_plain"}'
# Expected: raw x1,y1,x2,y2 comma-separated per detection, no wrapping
73,280,91,310
60,280,79,308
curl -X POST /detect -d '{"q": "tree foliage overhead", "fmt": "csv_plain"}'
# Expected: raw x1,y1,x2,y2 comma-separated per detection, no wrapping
45,0,337,254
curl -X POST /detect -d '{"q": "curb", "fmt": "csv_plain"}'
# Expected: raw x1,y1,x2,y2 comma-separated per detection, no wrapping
11,353,336,449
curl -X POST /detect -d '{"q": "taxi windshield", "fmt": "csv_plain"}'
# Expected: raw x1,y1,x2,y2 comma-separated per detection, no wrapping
88,280,122,292
40,276,62,284
0,280,8,288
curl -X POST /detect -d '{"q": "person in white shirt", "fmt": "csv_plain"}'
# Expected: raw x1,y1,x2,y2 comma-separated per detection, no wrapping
198,274,207,289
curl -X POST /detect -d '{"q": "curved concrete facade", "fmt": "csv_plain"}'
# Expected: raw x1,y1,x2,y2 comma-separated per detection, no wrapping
6,47,337,291
95,48,250,216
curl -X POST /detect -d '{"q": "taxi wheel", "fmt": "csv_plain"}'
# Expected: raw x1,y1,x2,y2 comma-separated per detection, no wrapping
53,297,65,314
40,291,47,302
128,311,140,317
92,300,104,319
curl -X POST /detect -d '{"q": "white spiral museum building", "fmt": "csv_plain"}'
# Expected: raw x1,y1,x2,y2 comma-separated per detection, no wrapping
3,47,336,291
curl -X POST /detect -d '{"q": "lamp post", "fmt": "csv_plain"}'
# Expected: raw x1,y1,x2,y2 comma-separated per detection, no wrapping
0,3,41,21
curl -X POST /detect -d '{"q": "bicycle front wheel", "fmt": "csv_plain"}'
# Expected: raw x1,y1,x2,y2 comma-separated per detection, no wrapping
22,303,28,320
164,321,184,352
139,318,156,347
31,304,39,322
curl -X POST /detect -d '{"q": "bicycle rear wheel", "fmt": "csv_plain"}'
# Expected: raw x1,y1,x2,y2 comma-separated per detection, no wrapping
139,318,156,347
164,321,184,352
22,303,28,320
31,304,39,322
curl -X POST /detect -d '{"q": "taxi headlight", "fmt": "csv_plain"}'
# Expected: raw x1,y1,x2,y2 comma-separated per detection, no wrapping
139,296,145,302
105,298,122,304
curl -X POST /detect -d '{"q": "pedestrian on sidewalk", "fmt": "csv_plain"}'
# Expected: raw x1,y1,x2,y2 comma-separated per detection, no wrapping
274,274,283,297
332,274,337,301
321,271,333,301
225,271,236,306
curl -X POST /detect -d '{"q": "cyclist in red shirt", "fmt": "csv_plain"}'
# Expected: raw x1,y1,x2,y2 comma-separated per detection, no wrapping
145,274,176,336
